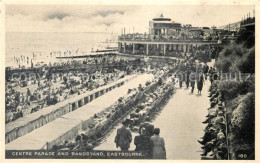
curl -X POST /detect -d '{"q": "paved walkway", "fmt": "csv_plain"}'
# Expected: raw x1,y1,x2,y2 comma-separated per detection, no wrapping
96,60,215,159
152,80,210,159
96,77,211,160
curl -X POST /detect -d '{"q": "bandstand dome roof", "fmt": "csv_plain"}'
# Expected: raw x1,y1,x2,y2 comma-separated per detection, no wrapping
153,14,171,21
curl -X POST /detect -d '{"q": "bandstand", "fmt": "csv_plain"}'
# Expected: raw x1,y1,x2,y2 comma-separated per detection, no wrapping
118,14,220,56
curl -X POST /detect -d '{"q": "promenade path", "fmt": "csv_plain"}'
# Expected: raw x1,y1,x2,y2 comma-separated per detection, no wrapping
96,61,215,159
96,80,210,160
152,80,210,159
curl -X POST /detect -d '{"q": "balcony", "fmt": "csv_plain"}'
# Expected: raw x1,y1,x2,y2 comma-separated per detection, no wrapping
118,34,219,44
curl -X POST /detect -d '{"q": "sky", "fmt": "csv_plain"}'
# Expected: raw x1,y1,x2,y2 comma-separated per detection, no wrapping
5,5,254,33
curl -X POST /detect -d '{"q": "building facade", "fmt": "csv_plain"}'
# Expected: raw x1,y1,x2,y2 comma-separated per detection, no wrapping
149,14,182,35
118,15,219,56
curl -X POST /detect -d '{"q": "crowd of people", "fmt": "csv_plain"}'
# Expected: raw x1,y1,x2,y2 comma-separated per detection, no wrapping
121,41,218,62
119,27,220,42
198,88,228,159
51,78,147,151
9,49,82,69
174,56,218,95
114,77,174,159
5,69,126,123
49,60,175,158
6,42,220,159
112,66,175,159
115,122,166,159
8,49,125,70
58,88,138,150
51,54,129,68
5,55,142,124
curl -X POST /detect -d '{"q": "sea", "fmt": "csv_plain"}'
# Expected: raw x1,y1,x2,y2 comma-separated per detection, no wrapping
5,32,118,68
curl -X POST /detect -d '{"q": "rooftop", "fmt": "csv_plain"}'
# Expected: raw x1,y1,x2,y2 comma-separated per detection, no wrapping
153,14,171,21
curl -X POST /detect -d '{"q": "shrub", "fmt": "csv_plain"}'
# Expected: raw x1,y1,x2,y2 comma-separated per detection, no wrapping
217,80,252,100
219,43,246,57
215,57,232,73
215,43,250,73
235,47,255,73
218,81,240,99
236,27,255,48
231,92,255,144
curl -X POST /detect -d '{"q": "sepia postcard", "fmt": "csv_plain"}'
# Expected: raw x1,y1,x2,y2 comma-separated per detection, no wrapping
0,0,259,162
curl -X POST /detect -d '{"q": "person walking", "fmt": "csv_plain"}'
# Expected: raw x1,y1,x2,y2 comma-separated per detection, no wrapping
189,72,196,93
185,71,190,88
134,127,152,152
197,72,204,94
177,71,183,88
114,121,132,151
203,63,209,80
150,128,166,159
